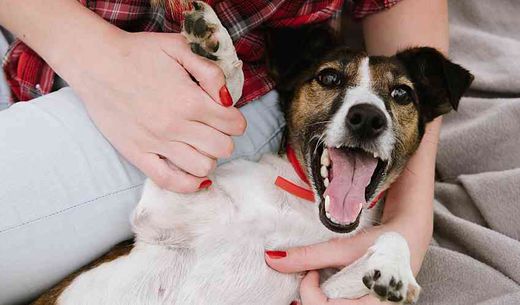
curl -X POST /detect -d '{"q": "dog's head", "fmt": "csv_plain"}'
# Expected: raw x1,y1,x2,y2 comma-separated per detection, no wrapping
270,29,473,233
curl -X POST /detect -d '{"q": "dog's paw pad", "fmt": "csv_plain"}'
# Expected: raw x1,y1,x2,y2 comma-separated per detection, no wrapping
182,1,220,59
190,42,218,61
362,269,420,304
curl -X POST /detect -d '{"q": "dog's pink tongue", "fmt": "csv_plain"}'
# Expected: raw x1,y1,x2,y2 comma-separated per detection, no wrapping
324,148,378,224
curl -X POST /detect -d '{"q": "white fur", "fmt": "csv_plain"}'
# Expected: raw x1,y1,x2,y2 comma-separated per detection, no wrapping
57,4,419,305
326,57,395,161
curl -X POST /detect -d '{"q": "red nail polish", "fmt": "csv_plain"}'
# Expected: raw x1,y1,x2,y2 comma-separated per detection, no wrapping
290,301,299,305
265,250,287,259
199,180,212,190
219,86,233,107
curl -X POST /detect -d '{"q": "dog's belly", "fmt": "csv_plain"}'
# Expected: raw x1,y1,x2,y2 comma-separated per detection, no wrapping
165,155,338,304
59,154,339,305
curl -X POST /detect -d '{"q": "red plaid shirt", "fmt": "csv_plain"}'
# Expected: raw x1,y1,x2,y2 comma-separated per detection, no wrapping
2,0,401,106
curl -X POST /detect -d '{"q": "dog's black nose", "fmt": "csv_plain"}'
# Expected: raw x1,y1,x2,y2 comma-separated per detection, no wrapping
346,104,387,138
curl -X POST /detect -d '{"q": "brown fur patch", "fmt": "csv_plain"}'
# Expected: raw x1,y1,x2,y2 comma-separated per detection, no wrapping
31,240,134,305
369,60,421,173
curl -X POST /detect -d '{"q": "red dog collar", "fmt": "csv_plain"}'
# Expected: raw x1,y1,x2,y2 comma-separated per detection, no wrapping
275,145,383,209
275,145,314,202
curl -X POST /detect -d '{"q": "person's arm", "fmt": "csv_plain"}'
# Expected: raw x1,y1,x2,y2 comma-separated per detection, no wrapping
265,0,448,303
363,0,448,274
0,0,246,192
0,0,120,78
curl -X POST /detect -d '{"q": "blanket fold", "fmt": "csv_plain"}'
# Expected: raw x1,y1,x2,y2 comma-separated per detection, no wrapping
416,1,520,303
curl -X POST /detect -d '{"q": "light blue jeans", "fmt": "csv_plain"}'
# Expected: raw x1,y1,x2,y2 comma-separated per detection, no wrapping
0,79,285,303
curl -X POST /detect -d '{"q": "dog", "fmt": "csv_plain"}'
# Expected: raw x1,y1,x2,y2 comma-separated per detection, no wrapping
32,2,473,304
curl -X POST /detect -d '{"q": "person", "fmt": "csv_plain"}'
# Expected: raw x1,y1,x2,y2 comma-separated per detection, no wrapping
0,0,447,304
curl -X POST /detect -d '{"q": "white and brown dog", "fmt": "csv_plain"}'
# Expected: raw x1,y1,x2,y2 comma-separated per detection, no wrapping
33,2,473,305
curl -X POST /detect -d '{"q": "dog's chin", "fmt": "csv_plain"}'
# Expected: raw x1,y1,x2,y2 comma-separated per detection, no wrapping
309,144,388,234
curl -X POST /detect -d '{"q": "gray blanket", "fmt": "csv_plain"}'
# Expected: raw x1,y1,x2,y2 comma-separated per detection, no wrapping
416,1,520,304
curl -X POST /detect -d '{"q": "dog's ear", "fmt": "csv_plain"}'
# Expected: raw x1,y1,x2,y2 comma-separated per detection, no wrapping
396,47,474,122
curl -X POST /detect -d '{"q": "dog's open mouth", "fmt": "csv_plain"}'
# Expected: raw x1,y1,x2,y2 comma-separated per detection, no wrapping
312,146,387,233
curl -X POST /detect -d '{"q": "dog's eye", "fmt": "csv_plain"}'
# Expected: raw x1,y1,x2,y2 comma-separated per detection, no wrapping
391,85,414,105
316,69,344,87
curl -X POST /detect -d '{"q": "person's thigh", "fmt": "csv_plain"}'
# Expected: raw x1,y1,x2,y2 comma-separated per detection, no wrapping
0,87,285,304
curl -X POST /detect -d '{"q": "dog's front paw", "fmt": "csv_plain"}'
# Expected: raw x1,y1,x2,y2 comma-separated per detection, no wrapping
181,1,244,104
182,1,221,60
321,232,421,303
362,267,419,304
362,233,421,304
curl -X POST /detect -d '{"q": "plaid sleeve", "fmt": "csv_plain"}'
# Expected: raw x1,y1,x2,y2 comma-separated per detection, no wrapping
349,0,403,19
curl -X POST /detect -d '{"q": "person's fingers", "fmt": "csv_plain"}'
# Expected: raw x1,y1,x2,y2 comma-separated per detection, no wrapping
300,272,379,305
136,153,208,193
169,82,245,136
157,141,217,178
265,239,353,273
192,100,247,136
173,121,235,159
300,271,330,305
159,36,245,135
266,227,387,274
170,36,230,106
147,84,245,140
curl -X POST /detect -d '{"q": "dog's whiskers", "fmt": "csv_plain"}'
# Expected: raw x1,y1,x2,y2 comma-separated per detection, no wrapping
305,120,331,128
311,132,327,157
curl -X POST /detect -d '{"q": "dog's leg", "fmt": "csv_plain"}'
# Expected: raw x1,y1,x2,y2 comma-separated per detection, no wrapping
132,179,235,248
182,1,244,104
321,232,421,304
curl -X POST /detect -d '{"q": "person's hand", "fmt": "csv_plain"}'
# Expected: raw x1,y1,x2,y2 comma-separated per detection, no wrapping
265,200,431,305
1,0,246,192
68,31,246,192
296,271,383,305
265,224,392,305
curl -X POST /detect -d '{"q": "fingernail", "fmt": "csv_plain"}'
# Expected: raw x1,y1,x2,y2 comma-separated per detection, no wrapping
265,250,287,259
199,179,212,190
219,85,233,107
290,301,300,305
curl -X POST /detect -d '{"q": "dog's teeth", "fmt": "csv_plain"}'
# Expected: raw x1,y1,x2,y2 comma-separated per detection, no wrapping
373,152,379,159
320,165,328,178
325,206,341,224
336,145,341,149
320,148,330,167
323,178,329,187
324,195,330,212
